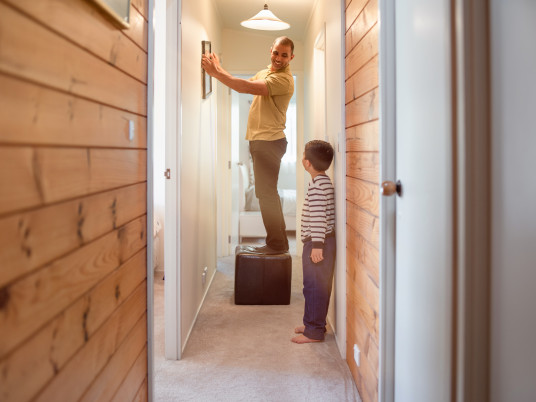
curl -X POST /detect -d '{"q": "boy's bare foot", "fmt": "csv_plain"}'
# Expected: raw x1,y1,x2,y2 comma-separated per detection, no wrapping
291,334,322,344
294,326,305,334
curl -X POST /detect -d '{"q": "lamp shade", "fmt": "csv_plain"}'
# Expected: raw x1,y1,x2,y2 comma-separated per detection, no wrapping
240,4,290,31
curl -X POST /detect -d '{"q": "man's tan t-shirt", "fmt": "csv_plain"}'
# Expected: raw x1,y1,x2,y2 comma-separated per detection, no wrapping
246,64,294,141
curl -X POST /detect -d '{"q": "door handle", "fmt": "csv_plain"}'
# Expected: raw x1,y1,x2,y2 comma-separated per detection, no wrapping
381,180,402,197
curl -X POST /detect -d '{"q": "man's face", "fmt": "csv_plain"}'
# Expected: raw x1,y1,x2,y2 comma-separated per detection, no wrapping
270,42,294,71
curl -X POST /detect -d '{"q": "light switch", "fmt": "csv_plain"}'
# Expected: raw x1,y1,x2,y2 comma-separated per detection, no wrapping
128,120,135,141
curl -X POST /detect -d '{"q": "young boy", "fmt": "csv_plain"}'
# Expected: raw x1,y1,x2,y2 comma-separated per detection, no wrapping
292,140,336,344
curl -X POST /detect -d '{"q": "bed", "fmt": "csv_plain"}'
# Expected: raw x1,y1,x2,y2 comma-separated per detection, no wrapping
238,161,296,241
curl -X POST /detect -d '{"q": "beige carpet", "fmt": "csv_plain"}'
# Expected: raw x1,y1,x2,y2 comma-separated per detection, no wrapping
153,237,361,402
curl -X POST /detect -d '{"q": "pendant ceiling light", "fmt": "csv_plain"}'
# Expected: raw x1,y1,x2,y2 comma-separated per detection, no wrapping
240,4,290,31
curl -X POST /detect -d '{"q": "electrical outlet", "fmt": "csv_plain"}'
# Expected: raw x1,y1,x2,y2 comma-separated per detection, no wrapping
202,266,208,285
353,344,360,367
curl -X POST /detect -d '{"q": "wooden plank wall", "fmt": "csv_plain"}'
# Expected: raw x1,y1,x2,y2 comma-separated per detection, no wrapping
344,0,380,401
0,0,149,400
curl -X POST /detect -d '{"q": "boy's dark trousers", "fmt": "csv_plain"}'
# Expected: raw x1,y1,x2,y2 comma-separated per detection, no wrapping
301,236,336,340
249,138,289,251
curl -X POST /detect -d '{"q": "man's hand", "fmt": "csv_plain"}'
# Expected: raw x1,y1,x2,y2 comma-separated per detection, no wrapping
201,52,269,96
310,248,324,264
201,52,220,77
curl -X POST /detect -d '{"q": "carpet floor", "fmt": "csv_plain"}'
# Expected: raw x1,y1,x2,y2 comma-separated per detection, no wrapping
153,238,361,402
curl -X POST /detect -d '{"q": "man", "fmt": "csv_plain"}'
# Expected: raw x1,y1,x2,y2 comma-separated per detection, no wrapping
202,37,295,254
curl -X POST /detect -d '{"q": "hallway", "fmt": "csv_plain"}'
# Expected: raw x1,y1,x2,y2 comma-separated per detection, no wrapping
153,237,360,401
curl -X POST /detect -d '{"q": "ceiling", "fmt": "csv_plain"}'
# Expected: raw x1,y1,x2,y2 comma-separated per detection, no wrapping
211,0,316,41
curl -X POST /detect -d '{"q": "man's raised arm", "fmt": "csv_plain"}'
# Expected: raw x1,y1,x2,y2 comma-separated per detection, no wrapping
201,52,269,96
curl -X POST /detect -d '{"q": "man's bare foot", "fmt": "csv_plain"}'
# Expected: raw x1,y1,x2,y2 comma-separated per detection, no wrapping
294,326,305,334
291,334,322,344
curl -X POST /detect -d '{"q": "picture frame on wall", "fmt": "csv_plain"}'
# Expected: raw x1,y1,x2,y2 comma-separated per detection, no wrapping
89,0,131,29
202,41,212,99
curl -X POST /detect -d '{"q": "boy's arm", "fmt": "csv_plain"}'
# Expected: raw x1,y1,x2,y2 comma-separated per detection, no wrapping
308,185,329,247
201,53,269,96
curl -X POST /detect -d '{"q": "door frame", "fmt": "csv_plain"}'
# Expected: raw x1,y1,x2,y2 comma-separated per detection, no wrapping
147,0,155,399
378,0,396,400
163,0,182,361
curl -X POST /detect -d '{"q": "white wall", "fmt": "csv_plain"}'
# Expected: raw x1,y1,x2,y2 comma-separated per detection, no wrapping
490,1,536,400
302,0,345,356
180,0,222,348
221,29,304,73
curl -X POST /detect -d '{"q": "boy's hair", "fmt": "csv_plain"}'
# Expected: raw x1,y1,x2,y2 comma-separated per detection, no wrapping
274,36,294,55
304,140,334,171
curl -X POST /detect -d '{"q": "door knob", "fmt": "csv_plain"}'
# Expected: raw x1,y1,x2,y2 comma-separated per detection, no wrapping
381,180,402,197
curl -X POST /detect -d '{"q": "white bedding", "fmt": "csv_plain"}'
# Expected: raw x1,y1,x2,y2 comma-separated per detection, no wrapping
238,162,296,239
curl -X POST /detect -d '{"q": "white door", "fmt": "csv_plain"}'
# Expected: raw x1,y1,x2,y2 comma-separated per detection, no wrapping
380,0,454,400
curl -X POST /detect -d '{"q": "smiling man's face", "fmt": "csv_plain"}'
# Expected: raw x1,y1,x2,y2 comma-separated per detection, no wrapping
270,41,294,71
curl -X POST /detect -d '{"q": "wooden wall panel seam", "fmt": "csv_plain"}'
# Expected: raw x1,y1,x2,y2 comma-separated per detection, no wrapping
0,180,147,222
2,1,148,85
0,3,147,115
346,9,377,56
34,302,147,402
79,315,147,402
0,183,147,288
0,216,147,357
0,71,148,121
344,86,379,107
132,377,149,402
0,147,147,216
0,249,147,401
110,344,148,402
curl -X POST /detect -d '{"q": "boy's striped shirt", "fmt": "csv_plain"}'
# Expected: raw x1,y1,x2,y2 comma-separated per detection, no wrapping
301,174,335,248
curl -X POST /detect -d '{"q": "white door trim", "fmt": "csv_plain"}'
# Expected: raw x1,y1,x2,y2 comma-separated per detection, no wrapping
164,0,182,360
378,0,396,400
146,0,155,399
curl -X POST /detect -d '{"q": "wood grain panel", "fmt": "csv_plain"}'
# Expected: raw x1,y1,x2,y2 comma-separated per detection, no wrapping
347,276,379,345
0,147,146,216
0,216,146,357
132,377,149,402
347,0,378,56
346,24,379,79
347,300,379,374
0,250,146,401
347,225,379,284
346,151,379,183
0,74,147,148
111,345,148,402
0,3,146,114
345,88,379,126
346,121,379,152
4,0,147,83
131,0,149,20
0,183,146,287
347,254,379,313
346,55,379,103
347,317,378,402
34,298,147,402
80,316,146,402
345,0,369,33
346,200,379,250
124,3,148,52
346,176,379,216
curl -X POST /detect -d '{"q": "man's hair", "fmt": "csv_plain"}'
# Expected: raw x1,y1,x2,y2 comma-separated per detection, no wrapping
304,140,334,172
274,36,294,55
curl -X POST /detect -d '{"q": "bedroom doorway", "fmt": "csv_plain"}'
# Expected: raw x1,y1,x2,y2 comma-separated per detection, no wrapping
230,75,298,252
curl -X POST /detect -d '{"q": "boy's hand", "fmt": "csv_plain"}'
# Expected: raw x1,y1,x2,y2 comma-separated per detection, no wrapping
310,248,323,264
